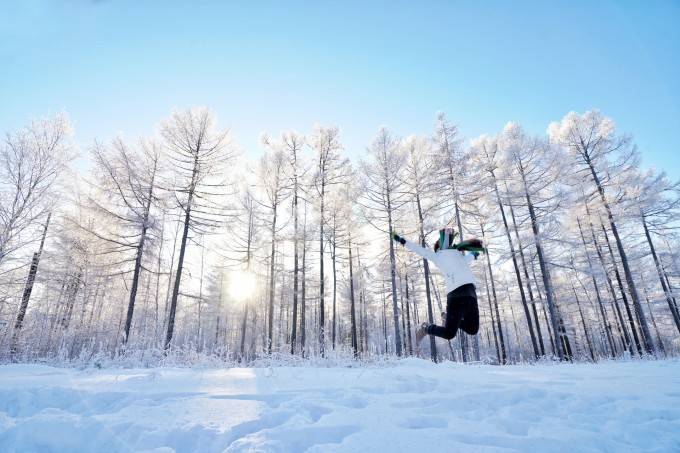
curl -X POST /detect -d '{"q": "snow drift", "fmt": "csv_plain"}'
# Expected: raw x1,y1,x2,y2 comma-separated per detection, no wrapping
1,359,679,452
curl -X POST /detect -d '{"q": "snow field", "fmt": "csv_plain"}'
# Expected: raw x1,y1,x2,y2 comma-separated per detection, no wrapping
0,359,679,452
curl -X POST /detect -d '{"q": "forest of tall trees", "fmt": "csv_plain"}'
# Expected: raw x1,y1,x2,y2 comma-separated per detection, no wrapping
2,108,679,364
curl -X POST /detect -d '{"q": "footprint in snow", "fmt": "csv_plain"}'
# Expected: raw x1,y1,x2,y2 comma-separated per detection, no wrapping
399,416,448,429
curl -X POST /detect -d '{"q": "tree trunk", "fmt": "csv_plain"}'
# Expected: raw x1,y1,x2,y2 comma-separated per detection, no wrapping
162,212,182,337
586,206,633,355
509,305,523,361
197,235,205,348
319,174,326,357
356,244,368,354
492,178,539,358
404,273,413,356
348,234,358,357
642,213,680,334
164,201,192,350
381,281,388,353
482,224,506,364
386,197,403,356
530,261,556,356
415,193,437,362
587,161,654,353
644,289,666,357
577,218,616,357
482,265,501,364
267,201,278,354
291,198,299,354
11,212,51,356
239,211,254,360
541,302,556,356
399,276,407,354
300,220,308,358
523,186,564,360
154,212,165,342
507,193,545,356
124,163,157,344
332,240,337,350
572,282,595,361
61,271,82,330
601,220,643,354
290,150,301,355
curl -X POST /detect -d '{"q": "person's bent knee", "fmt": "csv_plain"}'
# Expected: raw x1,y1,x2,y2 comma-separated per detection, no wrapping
441,329,457,340
465,325,480,335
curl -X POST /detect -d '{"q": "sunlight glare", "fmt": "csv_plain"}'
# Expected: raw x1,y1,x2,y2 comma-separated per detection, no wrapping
229,270,257,302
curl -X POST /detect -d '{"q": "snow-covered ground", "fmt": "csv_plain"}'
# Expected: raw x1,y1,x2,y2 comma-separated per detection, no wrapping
0,359,679,452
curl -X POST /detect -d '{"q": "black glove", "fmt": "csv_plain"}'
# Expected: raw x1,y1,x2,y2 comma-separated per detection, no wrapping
392,231,406,245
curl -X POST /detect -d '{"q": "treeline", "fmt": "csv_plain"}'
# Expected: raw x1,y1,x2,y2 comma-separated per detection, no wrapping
1,108,678,364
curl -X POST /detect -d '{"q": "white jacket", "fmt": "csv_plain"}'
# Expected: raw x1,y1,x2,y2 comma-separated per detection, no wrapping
404,239,476,294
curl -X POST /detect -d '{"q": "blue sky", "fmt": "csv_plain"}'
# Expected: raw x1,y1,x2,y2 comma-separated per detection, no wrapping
2,1,679,176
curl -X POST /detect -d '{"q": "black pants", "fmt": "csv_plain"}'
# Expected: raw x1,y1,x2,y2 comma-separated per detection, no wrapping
427,284,479,340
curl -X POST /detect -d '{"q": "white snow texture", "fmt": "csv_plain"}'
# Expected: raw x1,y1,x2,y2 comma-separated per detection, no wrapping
1,359,679,452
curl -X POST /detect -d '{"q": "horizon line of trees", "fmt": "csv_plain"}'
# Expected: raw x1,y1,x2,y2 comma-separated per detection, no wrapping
1,107,679,365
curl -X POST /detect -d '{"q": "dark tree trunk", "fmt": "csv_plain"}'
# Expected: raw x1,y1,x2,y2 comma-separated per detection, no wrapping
572,283,595,361
162,212,182,337
399,276,408,354
300,223,308,358
577,218,616,357
492,179,539,359
415,193,438,362
356,245,368,354
332,241,337,350
642,213,680,334
11,212,51,356
601,220,643,354
586,206,633,355
290,151,300,354
587,161,654,353
507,195,545,356
348,235,358,357
404,273,413,356
541,303,556,356
124,167,156,344
523,186,564,360
386,199,403,356
61,271,82,330
164,201,192,350
382,281,388,353
319,172,326,357
644,289,666,357
482,224,506,364
165,150,199,351
530,262,556,356
267,201,278,354
483,266,501,363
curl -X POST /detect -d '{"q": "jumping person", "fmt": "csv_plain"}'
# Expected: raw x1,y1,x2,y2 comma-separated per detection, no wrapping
392,228,485,345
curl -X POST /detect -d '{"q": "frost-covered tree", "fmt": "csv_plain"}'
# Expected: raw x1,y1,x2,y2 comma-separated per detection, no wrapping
310,126,345,357
498,123,567,359
84,138,162,345
1,114,74,266
631,170,680,335
256,145,289,354
549,111,655,354
360,127,407,356
162,108,234,350
402,134,440,361
473,134,541,359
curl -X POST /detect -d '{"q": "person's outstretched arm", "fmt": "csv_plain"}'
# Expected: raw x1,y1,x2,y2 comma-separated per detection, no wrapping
392,232,438,262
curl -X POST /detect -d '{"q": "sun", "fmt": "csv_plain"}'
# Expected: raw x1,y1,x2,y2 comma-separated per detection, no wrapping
229,270,257,302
